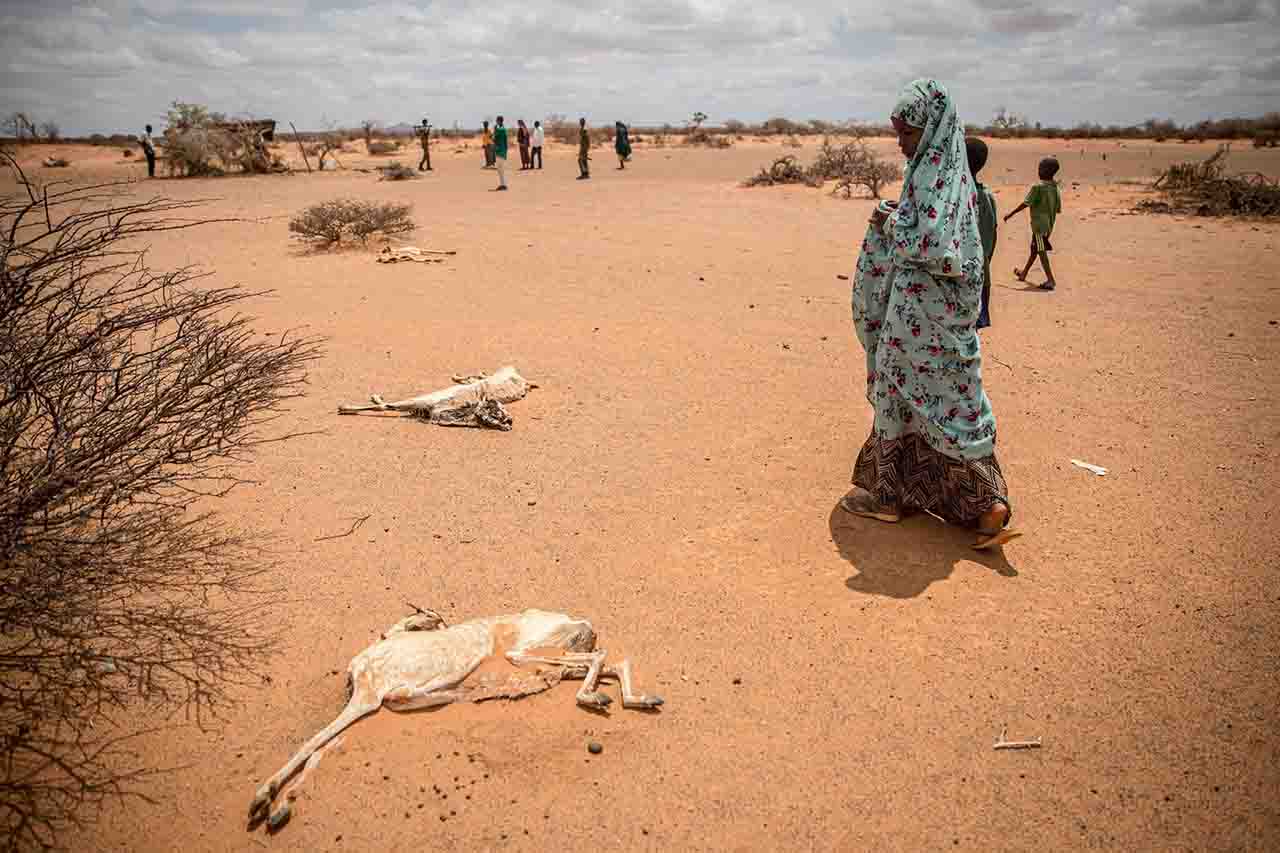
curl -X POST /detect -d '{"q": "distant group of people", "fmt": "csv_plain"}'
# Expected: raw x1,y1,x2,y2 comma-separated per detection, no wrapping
410,116,631,190
844,76,1064,551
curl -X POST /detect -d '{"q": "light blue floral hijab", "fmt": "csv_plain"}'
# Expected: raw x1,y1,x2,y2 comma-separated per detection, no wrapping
887,78,982,280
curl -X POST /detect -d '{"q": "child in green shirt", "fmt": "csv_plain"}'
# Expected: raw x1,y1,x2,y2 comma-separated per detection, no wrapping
966,137,997,329
1005,157,1062,291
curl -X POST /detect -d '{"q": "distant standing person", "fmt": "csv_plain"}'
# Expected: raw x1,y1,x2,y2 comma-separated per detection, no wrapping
531,121,544,169
140,123,156,177
966,137,997,328
615,121,631,169
517,119,531,170
492,115,509,191
1005,157,1062,290
417,118,432,171
577,118,590,180
482,120,494,168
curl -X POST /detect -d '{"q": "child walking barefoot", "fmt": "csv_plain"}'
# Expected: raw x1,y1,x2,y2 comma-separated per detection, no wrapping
1005,157,1062,290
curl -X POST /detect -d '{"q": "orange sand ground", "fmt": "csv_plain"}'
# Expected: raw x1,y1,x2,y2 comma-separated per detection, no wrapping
5,136,1279,851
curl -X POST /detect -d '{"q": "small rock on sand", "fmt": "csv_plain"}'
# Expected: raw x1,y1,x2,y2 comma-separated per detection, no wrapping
587,741,603,755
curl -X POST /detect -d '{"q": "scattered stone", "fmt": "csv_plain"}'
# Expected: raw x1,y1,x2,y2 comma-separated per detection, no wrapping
732,677,742,685
587,741,603,755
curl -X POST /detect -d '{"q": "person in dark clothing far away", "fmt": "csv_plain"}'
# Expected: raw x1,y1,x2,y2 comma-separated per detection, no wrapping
517,119,531,170
577,118,590,179
140,124,156,177
417,118,432,171
615,121,631,170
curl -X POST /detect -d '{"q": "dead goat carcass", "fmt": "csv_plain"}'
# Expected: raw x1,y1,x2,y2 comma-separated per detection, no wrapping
337,366,533,430
246,608,662,831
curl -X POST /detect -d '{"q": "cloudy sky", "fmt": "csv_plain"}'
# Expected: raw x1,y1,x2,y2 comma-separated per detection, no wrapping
2,0,1278,136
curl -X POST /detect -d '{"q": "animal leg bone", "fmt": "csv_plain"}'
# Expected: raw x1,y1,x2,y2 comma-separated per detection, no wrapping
383,684,472,711
602,659,664,709
248,698,380,827
505,649,612,708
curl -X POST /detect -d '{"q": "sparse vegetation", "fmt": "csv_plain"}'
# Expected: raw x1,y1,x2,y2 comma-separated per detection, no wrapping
162,102,283,176
41,156,69,168
810,135,903,199
743,135,902,198
742,155,822,188
1148,145,1280,217
0,150,320,850
289,198,415,245
367,140,398,156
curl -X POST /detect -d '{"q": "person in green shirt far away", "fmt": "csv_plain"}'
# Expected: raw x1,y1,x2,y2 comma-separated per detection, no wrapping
492,115,509,191
966,137,997,328
1005,156,1062,291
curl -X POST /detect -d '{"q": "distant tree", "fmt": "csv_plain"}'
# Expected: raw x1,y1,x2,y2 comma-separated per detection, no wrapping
991,106,1028,130
361,119,381,148
690,111,708,129
38,121,60,141
724,119,746,134
8,112,35,141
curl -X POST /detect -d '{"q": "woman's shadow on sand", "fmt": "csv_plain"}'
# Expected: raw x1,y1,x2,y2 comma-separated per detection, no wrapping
828,503,1016,599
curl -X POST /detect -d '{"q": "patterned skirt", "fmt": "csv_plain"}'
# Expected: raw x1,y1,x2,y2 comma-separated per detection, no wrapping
853,432,1010,527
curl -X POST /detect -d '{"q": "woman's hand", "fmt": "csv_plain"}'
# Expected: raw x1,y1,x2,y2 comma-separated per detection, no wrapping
871,200,898,229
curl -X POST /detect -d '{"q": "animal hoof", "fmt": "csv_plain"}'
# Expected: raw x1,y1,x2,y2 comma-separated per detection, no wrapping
247,789,272,825
267,802,292,833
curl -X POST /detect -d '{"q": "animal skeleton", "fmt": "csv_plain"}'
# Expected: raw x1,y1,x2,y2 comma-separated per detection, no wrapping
376,246,457,264
337,365,532,430
247,608,662,830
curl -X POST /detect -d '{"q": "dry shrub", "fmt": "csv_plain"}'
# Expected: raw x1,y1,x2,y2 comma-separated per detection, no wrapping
379,161,417,180
1150,144,1280,216
684,128,732,148
742,155,822,187
367,140,398,156
0,151,321,849
121,148,134,158
545,114,579,145
289,198,415,245
811,136,902,199
42,157,70,168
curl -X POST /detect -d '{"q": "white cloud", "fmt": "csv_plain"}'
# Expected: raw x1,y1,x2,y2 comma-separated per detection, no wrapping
0,0,1277,135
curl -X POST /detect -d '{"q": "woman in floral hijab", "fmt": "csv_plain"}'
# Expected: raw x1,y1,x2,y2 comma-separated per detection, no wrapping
844,78,1019,548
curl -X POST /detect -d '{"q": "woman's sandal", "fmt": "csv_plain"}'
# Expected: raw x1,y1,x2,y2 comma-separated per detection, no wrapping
838,488,902,523
973,503,1022,550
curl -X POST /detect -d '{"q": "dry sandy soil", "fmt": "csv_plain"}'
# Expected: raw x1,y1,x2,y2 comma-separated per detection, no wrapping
5,136,1280,851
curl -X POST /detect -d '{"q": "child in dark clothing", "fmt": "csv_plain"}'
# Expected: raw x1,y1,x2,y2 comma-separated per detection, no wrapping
1005,157,1062,291
965,137,997,329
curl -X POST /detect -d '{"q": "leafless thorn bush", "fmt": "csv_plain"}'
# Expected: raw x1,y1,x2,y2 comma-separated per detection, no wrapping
288,199,415,245
742,155,821,188
0,150,322,849
1146,144,1280,216
366,141,398,156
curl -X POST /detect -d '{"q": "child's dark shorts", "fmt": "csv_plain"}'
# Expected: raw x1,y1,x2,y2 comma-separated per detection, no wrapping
1032,232,1053,254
